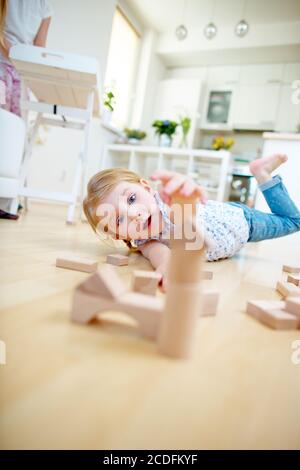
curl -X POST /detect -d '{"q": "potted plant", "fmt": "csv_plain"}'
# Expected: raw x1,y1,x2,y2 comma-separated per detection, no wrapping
102,89,116,123
211,136,235,150
152,119,178,147
124,128,147,145
179,115,191,148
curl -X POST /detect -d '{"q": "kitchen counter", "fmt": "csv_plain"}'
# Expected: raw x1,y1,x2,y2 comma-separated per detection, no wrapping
263,132,300,141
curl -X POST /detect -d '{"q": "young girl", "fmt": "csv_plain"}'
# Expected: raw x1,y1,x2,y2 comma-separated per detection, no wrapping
83,154,300,291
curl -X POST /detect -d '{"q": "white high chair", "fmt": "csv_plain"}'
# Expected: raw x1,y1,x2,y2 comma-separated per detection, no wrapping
10,45,100,223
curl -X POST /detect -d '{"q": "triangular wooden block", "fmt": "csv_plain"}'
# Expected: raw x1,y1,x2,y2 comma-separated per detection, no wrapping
276,281,300,299
79,264,127,299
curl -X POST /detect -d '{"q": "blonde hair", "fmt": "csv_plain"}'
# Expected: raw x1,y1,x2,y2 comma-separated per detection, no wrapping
0,0,7,49
83,167,141,248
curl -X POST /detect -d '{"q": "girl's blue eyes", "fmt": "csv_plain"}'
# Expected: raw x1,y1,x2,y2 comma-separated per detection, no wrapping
128,193,136,205
117,193,136,226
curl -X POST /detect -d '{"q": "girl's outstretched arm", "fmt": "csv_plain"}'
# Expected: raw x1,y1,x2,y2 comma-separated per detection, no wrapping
138,240,170,292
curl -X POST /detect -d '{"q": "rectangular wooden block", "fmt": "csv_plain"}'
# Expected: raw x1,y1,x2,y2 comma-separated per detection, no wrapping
247,300,298,330
285,297,300,319
56,255,98,273
201,291,219,316
282,264,300,274
287,274,300,287
106,254,129,266
203,270,213,280
276,281,300,299
132,270,161,296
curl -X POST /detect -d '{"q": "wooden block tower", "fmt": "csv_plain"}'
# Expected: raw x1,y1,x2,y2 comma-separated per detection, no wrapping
158,192,205,359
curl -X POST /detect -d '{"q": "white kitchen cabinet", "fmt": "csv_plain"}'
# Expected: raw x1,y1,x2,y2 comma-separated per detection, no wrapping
282,63,300,84
233,83,281,130
152,78,202,147
275,85,300,132
233,64,284,130
275,63,300,132
239,64,283,85
207,66,240,86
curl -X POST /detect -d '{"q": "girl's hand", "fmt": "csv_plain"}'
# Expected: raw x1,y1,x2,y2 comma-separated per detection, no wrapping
150,170,208,205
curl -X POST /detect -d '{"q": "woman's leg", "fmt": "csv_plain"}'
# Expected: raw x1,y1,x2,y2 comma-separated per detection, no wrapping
0,64,21,219
0,63,13,113
10,65,21,117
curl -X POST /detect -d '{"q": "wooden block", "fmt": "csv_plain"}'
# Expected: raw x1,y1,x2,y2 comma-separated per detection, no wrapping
119,292,164,340
56,254,97,273
276,281,300,299
158,282,203,359
203,270,213,280
80,265,127,299
106,254,129,266
282,264,300,274
287,274,300,287
71,282,164,339
247,300,285,320
247,300,298,330
285,297,300,319
132,270,161,296
71,287,105,324
201,291,219,316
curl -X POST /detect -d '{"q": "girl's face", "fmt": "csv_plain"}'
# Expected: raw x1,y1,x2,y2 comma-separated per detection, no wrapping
96,179,164,241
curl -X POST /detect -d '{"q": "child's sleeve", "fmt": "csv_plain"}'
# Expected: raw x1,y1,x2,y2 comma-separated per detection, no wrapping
41,0,54,18
132,235,160,249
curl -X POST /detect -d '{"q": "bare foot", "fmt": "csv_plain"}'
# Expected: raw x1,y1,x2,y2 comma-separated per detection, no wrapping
249,153,288,184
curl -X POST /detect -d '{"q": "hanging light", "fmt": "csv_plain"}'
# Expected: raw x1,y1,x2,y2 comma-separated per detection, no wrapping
175,0,188,41
235,19,249,37
175,24,188,41
204,22,217,39
235,0,249,37
204,0,217,40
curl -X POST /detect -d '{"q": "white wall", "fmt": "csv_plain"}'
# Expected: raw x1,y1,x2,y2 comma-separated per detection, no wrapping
130,30,166,143
28,0,117,196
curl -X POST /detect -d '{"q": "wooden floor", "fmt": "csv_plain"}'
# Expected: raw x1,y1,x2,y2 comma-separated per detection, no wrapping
0,202,300,450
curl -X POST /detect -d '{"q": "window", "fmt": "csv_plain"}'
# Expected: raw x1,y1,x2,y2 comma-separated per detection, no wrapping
104,6,140,128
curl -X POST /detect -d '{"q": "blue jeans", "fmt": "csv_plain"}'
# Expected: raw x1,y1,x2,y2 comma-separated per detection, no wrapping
227,175,300,242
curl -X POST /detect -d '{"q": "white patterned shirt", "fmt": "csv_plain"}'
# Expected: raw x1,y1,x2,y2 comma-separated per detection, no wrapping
133,193,250,261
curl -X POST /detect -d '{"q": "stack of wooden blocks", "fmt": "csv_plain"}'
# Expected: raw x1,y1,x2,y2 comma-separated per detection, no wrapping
69,192,219,359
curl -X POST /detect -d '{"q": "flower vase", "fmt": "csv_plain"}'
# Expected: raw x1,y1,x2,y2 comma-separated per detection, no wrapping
180,134,188,148
102,108,113,124
159,134,172,147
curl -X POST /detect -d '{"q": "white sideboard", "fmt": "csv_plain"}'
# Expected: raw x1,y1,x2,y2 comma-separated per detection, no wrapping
101,144,233,202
